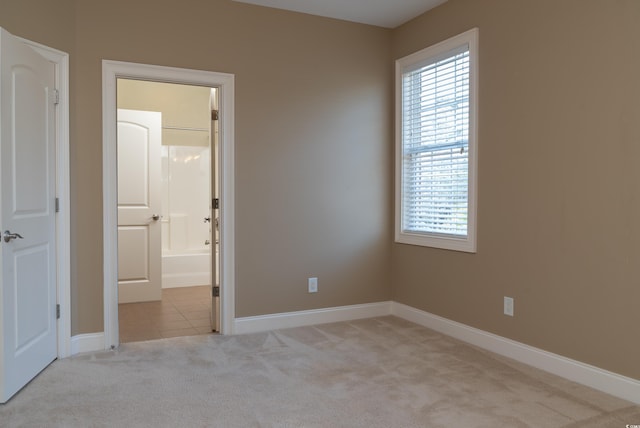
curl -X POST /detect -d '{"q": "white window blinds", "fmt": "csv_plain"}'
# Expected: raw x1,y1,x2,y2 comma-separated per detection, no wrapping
401,46,470,238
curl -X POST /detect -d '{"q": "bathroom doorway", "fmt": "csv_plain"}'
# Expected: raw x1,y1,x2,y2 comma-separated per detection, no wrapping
115,79,220,343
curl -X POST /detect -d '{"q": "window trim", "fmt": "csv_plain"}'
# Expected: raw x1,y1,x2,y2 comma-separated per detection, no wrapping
395,28,479,253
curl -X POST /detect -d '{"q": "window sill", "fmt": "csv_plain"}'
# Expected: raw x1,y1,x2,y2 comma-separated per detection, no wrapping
395,231,476,253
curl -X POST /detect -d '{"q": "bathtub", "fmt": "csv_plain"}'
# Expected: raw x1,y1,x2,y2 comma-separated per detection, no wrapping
162,248,213,288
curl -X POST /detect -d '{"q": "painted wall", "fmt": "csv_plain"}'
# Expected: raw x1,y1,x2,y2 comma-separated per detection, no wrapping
72,0,392,331
5,0,636,384
392,0,640,380
0,0,75,51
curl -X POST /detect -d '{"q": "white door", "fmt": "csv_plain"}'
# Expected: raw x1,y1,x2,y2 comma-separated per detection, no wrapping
0,28,57,403
117,109,162,303
210,98,219,332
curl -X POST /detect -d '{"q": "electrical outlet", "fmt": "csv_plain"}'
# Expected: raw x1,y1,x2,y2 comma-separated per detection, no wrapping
504,296,514,317
308,277,318,293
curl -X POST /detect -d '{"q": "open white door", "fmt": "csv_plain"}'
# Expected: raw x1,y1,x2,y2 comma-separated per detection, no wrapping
117,109,162,303
210,91,220,332
0,28,58,403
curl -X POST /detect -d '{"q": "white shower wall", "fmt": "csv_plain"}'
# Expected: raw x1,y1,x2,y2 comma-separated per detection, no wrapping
161,144,210,252
161,144,212,288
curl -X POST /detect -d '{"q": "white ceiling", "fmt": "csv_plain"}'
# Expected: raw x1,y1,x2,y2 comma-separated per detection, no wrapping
232,0,448,28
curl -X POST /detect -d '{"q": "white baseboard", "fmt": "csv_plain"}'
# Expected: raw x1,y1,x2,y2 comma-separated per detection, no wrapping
234,301,392,335
70,333,105,355
391,302,640,405
67,301,640,404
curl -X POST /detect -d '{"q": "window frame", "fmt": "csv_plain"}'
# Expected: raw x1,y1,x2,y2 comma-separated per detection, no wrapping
395,28,479,253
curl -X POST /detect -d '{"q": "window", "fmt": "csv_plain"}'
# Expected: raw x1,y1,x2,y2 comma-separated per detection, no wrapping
395,28,478,253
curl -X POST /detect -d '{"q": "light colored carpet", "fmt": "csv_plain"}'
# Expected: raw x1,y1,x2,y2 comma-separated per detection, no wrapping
0,316,638,427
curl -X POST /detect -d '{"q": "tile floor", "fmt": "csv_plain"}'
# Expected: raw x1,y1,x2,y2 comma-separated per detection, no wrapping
119,285,214,343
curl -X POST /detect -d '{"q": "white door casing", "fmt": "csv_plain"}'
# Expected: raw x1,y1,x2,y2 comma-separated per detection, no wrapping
210,91,219,332
0,28,58,403
103,61,235,349
117,109,162,303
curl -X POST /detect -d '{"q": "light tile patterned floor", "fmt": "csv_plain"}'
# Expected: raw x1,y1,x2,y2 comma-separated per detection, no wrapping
119,285,213,343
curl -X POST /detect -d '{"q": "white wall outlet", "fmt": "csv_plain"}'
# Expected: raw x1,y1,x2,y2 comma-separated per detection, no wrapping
308,277,318,293
504,296,514,316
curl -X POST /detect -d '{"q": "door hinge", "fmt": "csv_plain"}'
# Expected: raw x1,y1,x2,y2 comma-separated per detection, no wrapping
56,304,60,320
52,89,60,105
211,109,219,121
213,198,219,209
212,286,220,297
55,197,60,213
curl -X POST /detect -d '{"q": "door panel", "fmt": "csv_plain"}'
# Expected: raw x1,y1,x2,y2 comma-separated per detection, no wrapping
15,246,50,351
117,109,162,303
14,67,49,213
0,28,57,403
117,123,151,205
118,226,150,280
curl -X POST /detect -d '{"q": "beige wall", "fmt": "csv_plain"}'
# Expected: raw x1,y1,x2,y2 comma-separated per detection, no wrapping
1,0,392,336
72,0,392,331
0,0,75,51
392,0,640,380
117,79,211,147
117,80,211,131
3,0,638,383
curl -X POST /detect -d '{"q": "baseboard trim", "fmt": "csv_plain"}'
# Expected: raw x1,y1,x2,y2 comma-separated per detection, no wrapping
391,302,640,404
70,333,105,355
68,301,640,404
234,301,392,335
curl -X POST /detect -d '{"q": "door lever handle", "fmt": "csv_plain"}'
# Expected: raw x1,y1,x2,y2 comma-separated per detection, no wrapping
3,230,24,243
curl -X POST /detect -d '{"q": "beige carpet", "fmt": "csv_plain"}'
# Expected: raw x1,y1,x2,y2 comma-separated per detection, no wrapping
0,316,638,427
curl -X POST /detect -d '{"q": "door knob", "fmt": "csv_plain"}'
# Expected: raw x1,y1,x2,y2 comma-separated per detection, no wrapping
204,217,211,223
3,230,24,243
151,214,161,221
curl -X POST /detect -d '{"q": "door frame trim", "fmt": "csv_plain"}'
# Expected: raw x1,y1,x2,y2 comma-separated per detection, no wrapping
20,37,71,358
102,60,236,348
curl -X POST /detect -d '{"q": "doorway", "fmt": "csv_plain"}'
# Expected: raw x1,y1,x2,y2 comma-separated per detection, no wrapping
102,61,235,349
116,80,218,342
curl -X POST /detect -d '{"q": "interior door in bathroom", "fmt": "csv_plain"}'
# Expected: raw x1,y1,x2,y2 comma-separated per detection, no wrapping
117,109,162,303
211,90,220,332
